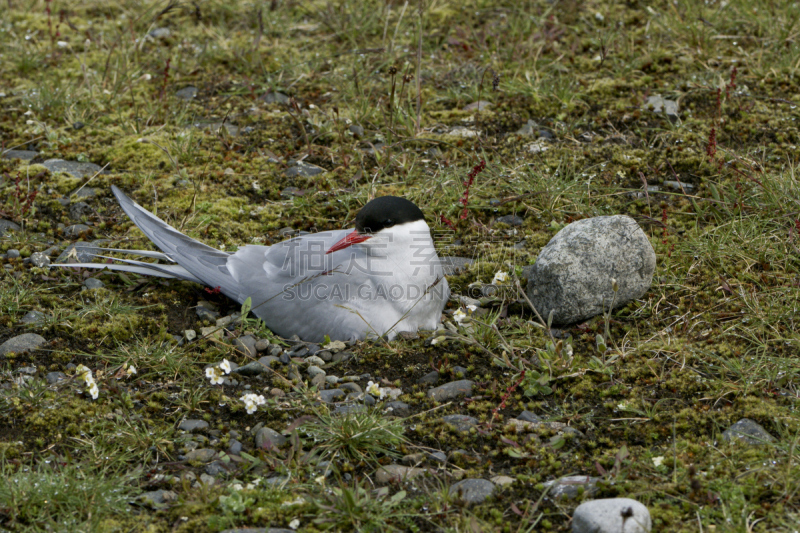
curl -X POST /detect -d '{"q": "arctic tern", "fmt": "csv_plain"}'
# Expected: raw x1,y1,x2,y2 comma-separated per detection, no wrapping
58,186,450,342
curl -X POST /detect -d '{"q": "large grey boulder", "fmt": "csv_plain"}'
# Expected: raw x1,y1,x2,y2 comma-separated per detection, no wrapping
572,498,651,533
526,216,655,325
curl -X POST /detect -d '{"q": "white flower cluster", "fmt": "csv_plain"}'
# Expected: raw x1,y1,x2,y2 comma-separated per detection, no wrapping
240,393,266,414
206,359,232,385
366,380,389,400
492,271,509,285
75,364,99,400
453,304,478,325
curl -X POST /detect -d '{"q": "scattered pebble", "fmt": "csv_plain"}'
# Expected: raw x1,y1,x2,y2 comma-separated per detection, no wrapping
318,389,345,403
439,256,474,276
255,427,287,449
495,214,524,226
427,380,474,402
572,498,652,533
176,86,198,100
284,161,325,177
441,414,479,432
0,333,47,356
1,150,38,161
83,278,105,290
63,224,91,238
0,220,21,235
184,448,216,462
449,478,495,504
29,252,50,268
179,420,209,432
42,159,103,179
721,418,776,445
417,370,439,385
491,475,514,487
69,202,95,221
56,240,107,263
233,335,257,357
307,365,325,378
375,464,432,485
46,371,67,384
544,475,599,500
20,310,46,325
385,401,410,417
137,489,177,509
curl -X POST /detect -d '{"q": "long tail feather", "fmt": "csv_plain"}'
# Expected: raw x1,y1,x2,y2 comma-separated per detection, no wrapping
110,186,241,296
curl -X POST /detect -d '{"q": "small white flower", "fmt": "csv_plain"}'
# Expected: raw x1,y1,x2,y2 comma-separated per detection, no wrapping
240,393,266,414
88,382,99,400
453,309,467,325
125,364,137,376
466,304,477,313
219,359,232,374
652,456,664,467
288,518,300,530
75,364,91,381
365,381,388,400
430,336,444,345
595,12,604,21
366,381,381,396
206,366,224,385
57,41,68,48
492,271,508,285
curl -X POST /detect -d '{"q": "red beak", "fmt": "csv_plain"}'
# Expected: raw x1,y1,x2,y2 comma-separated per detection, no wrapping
326,230,372,254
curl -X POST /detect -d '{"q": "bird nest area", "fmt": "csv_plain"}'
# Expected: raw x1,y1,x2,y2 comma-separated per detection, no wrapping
1,0,800,531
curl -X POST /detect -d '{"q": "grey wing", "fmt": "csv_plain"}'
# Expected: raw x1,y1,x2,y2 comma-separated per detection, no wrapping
111,185,241,298
226,231,369,340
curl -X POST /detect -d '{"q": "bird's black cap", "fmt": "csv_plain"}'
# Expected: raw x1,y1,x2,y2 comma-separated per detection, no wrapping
355,196,425,234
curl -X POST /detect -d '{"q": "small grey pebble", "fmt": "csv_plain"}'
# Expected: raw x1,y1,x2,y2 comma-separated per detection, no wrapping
7,249,21,259
30,252,50,268
227,439,242,455
204,461,228,477
84,278,105,290
495,214,524,226
385,401,410,417
46,371,67,384
428,451,447,463
339,382,362,394
20,311,46,325
179,419,209,432
319,389,345,403
417,370,439,385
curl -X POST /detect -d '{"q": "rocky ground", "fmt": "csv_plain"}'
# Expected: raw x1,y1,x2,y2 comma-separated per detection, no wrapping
2,0,800,531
